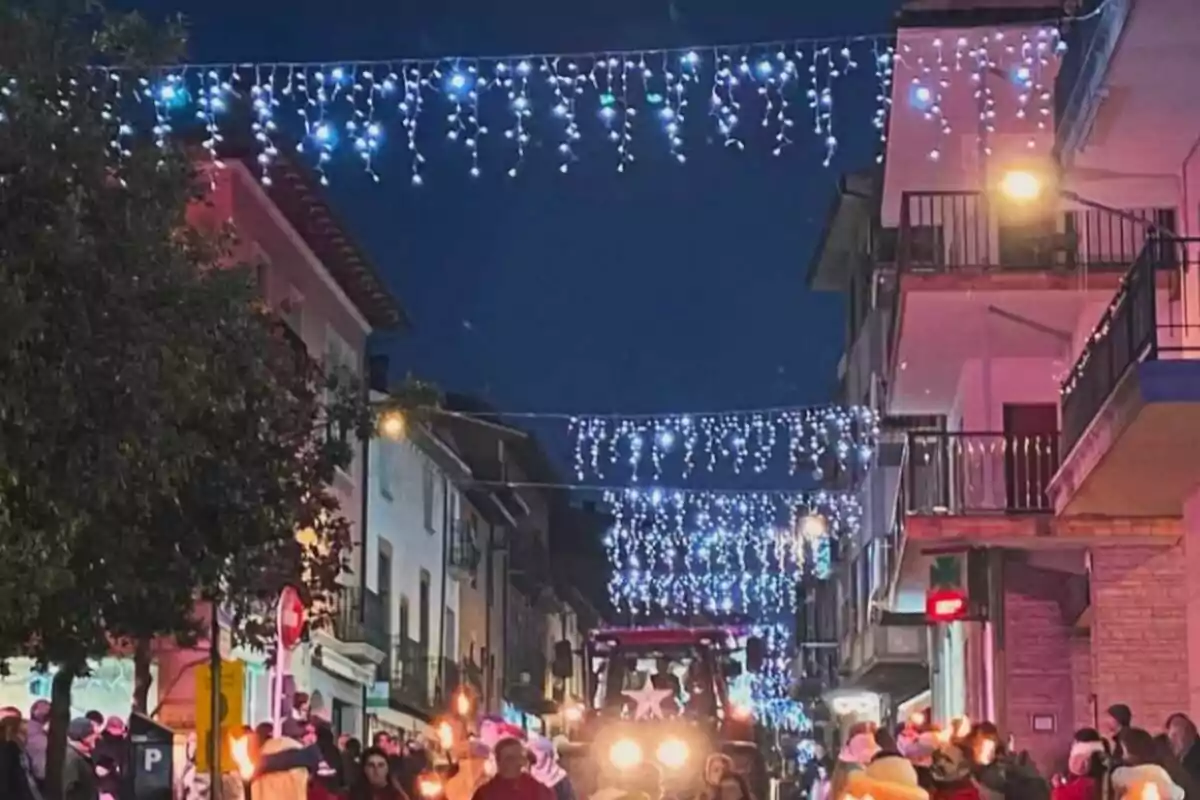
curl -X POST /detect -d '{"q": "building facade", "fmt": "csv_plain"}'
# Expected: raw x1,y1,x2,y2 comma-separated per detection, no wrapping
157,153,404,737
812,0,1200,772
364,406,470,737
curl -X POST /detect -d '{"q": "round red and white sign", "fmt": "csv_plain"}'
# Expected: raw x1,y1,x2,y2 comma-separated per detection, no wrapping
277,585,307,650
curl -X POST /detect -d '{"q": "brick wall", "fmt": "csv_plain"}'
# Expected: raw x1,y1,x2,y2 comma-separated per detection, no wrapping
1090,544,1188,731
1002,566,1074,776
1070,634,1094,733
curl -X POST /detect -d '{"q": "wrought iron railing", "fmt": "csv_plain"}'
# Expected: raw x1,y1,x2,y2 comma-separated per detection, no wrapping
448,518,481,575
330,586,389,653
1061,237,1200,454
898,191,1169,273
1054,0,1132,156
906,431,1060,514
388,637,433,711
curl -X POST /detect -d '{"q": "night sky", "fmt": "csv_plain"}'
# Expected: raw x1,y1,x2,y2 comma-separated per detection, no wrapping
127,0,899,451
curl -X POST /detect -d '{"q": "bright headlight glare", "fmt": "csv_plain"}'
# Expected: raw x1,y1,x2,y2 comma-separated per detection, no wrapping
656,738,689,769
610,738,643,770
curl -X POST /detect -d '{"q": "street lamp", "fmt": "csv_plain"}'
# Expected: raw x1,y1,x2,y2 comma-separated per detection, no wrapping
378,408,406,440
996,168,1174,235
997,169,1045,203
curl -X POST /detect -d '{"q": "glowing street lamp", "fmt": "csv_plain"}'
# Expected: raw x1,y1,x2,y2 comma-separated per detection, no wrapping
997,169,1045,203
378,409,406,440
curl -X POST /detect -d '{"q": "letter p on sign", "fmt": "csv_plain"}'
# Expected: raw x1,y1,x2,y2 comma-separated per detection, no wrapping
144,747,163,772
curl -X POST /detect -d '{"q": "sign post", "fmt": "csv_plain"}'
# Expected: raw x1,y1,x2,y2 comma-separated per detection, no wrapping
925,555,969,623
273,585,307,737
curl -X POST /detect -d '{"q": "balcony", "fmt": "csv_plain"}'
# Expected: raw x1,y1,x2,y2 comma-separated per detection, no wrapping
887,191,1170,416
448,519,482,580
907,431,1060,516
841,616,929,700
328,586,389,664
1051,237,1200,516
1054,0,1132,161
387,637,434,715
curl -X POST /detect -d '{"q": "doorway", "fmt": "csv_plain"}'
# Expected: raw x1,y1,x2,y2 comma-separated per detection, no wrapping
1002,404,1059,511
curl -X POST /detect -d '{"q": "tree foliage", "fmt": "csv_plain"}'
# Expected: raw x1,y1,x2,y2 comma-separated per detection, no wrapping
0,2,371,793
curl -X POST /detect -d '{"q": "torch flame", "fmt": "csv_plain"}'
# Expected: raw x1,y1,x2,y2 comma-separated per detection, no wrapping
909,712,926,727
954,716,971,740
454,691,472,717
976,738,996,766
1142,784,1162,800
231,735,255,781
437,720,455,750
419,773,444,798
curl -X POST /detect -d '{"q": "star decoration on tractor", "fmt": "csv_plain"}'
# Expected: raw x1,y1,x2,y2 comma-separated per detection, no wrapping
622,684,674,720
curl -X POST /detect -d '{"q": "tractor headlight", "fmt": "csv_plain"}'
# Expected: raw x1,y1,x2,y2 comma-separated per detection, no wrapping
610,738,643,770
656,738,689,769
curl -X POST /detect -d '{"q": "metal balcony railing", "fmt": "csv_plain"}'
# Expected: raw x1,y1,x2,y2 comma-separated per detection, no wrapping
1061,237,1200,454
1054,0,1132,156
388,637,434,711
330,586,389,653
898,191,1171,274
448,519,481,576
906,431,1061,514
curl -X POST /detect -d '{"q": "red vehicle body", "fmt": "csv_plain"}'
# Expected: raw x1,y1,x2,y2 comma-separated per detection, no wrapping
558,626,765,800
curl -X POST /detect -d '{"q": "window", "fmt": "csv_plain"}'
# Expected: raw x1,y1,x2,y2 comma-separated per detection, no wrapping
377,541,393,632
419,571,431,648
377,444,394,501
444,608,456,660
324,327,359,452
398,596,411,642
422,462,436,532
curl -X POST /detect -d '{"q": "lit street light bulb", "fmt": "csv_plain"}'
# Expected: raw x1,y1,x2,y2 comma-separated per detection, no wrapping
379,410,406,440
998,169,1044,202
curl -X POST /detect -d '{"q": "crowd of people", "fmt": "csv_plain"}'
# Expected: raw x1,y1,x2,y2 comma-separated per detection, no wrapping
806,704,1200,800
0,701,131,800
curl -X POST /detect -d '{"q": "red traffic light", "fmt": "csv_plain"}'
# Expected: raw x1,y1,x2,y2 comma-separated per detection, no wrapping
925,589,968,622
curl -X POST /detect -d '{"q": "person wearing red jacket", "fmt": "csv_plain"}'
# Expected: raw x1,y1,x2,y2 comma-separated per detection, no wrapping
1052,736,1107,800
928,743,981,800
471,739,554,800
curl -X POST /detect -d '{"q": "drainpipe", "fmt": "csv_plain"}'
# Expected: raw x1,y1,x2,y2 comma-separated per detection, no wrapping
485,523,494,711
438,474,450,702
358,388,371,743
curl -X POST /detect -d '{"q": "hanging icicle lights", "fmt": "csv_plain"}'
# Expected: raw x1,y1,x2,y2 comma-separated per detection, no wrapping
604,488,854,616
572,405,878,482
0,26,1065,184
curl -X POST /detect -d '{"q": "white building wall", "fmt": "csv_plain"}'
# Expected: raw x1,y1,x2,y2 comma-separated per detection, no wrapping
367,425,462,698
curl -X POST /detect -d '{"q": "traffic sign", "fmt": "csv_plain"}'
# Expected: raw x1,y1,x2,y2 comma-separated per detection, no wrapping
194,659,245,773
278,585,307,650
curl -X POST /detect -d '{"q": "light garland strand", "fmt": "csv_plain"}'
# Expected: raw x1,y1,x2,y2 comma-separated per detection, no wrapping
571,406,878,482
0,27,1064,183
604,488,850,616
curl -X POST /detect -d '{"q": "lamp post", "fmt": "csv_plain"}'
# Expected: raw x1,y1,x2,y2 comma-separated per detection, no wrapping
996,168,1177,236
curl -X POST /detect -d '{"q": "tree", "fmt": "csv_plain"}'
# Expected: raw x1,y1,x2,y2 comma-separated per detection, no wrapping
0,3,369,796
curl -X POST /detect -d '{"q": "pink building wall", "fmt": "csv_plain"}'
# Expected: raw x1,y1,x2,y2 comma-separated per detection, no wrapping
158,161,372,730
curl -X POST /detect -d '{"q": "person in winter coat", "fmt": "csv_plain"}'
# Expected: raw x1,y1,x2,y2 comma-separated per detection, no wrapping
254,737,310,800
351,747,410,800
25,701,49,789
1166,714,1200,789
1104,706,1133,765
846,751,929,800
828,723,880,800
62,718,100,800
1111,728,1185,800
471,738,554,800
927,743,981,800
527,736,576,800
0,716,41,800
1051,731,1107,800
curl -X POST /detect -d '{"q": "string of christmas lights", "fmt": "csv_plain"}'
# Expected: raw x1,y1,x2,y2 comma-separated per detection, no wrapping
0,25,1064,183
571,405,878,482
604,488,851,615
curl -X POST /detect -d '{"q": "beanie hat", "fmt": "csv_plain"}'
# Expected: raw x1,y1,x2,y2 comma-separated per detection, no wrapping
1108,704,1133,728
67,718,95,742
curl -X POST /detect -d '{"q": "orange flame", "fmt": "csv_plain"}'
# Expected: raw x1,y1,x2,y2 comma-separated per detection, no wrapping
454,691,472,718
419,772,444,798
437,720,455,750
231,735,255,781
954,716,971,740
975,738,996,766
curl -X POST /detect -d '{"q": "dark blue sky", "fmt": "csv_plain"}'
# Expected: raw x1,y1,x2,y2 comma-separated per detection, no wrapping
131,0,898,420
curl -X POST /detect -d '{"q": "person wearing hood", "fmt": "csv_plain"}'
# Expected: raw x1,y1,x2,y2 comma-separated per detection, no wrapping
527,736,576,800
1111,728,1185,800
1166,713,1200,786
